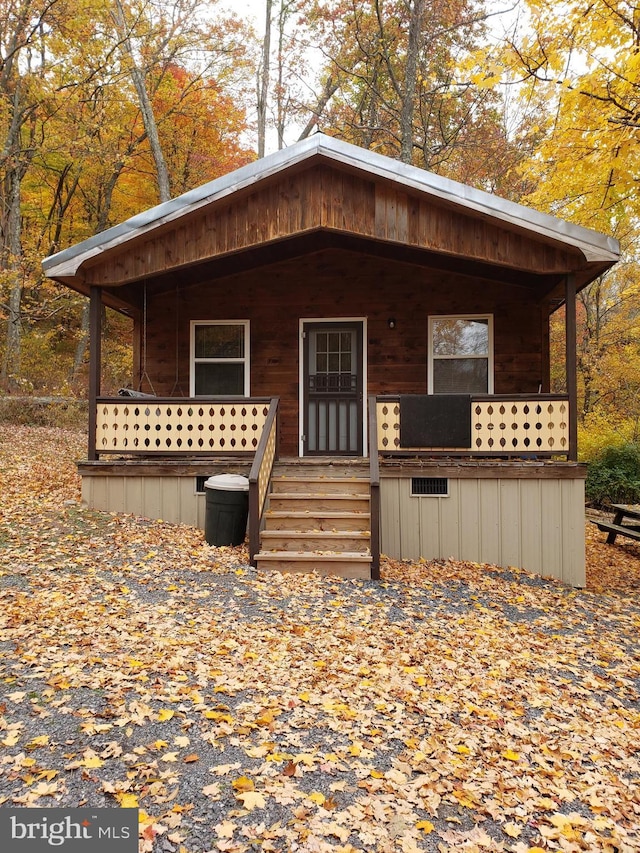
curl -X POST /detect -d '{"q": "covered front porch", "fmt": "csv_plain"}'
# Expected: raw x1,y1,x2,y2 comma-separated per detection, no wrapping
77,390,586,585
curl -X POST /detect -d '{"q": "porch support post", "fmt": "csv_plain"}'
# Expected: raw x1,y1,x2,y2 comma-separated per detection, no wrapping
565,274,578,461
88,286,102,461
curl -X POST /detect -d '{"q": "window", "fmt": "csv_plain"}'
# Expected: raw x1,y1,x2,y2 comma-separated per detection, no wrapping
429,316,493,394
191,321,249,396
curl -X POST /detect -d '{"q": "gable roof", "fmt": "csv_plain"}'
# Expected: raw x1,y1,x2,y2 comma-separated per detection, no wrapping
43,133,619,284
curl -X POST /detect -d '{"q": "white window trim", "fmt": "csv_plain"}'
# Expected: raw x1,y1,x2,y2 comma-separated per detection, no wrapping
190,320,250,397
428,314,494,394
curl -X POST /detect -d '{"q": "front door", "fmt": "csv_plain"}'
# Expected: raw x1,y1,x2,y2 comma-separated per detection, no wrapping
302,321,364,456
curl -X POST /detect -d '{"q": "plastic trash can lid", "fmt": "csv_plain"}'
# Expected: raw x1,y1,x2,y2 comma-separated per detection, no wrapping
204,474,249,491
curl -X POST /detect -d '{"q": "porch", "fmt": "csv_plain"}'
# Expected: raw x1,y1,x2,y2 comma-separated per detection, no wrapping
78,392,586,586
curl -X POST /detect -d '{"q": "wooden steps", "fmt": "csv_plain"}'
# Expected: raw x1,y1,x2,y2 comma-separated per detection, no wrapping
254,465,372,578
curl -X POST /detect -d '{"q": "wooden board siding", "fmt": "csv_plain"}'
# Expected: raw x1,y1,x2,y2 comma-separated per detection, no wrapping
136,247,547,456
379,472,586,587
80,460,251,528
81,164,582,288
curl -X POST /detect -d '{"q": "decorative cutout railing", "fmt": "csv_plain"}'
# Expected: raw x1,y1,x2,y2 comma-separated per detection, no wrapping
368,396,381,580
249,399,279,565
94,397,273,455
377,395,570,456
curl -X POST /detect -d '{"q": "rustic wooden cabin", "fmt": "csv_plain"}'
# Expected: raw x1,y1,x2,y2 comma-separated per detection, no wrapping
43,134,620,586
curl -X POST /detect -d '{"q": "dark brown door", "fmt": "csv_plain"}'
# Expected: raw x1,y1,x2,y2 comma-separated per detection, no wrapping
303,322,363,455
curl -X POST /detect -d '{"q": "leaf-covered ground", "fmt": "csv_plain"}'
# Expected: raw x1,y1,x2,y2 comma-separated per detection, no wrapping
0,425,638,853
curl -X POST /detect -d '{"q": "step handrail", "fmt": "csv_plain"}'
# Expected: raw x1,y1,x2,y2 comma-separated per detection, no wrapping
248,397,279,565
368,395,381,580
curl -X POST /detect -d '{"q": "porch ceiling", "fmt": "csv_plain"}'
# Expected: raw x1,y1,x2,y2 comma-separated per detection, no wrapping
53,230,607,317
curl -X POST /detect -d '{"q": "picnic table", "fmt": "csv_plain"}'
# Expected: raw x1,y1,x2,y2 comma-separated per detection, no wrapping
594,503,640,544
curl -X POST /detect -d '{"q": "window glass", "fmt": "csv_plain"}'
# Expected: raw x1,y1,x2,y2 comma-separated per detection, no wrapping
192,322,248,395
195,363,245,395
433,359,488,394
432,318,489,356
195,324,244,359
430,316,492,394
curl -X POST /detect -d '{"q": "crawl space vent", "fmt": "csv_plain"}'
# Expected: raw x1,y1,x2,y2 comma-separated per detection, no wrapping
411,477,448,497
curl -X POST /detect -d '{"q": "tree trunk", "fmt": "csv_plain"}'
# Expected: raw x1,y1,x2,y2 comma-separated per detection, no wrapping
113,0,171,202
400,0,425,163
257,0,273,158
0,153,26,390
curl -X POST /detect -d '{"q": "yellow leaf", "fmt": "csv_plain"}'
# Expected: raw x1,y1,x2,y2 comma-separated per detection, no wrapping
161,752,179,762
370,769,384,779
27,735,50,750
115,793,139,808
82,754,104,768
236,790,265,810
203,710,232,723
455,744,471,755
32,781,58,797
231,776,254,792
308,791,325,805
503,749,520,761
158,709,174,722
3,732,20,747
503,822,522,838
348,743,362,756
215,820,236,839
416,820,434,833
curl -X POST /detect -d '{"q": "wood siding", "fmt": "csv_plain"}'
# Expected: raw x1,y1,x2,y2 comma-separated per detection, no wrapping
137,248,547,456
82,164,581,287
380,473,586,587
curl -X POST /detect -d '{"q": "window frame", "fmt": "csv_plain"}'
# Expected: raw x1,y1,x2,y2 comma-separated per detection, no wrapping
427,314,494,395
189,320,250,397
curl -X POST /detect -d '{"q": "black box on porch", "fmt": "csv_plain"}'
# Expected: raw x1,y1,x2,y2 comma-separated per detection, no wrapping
204,475,249,546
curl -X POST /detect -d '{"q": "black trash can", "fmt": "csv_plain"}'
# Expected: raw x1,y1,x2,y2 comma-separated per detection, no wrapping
204,474,249,546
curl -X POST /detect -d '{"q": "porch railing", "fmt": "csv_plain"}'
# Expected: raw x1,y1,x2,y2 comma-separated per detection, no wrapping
368,396,381,580
248,398,279,566
376,394,570,456
92,397,274,457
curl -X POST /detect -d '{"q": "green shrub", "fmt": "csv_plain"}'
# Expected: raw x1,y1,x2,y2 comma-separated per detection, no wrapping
585,443,640,507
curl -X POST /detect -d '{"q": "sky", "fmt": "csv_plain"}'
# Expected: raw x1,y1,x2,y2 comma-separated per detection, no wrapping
220,0,266,33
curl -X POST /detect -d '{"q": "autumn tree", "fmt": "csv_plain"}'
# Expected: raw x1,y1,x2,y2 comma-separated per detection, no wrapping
301,0,523,187
494,0,640,449
1,0,256,394
0,0,62,390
